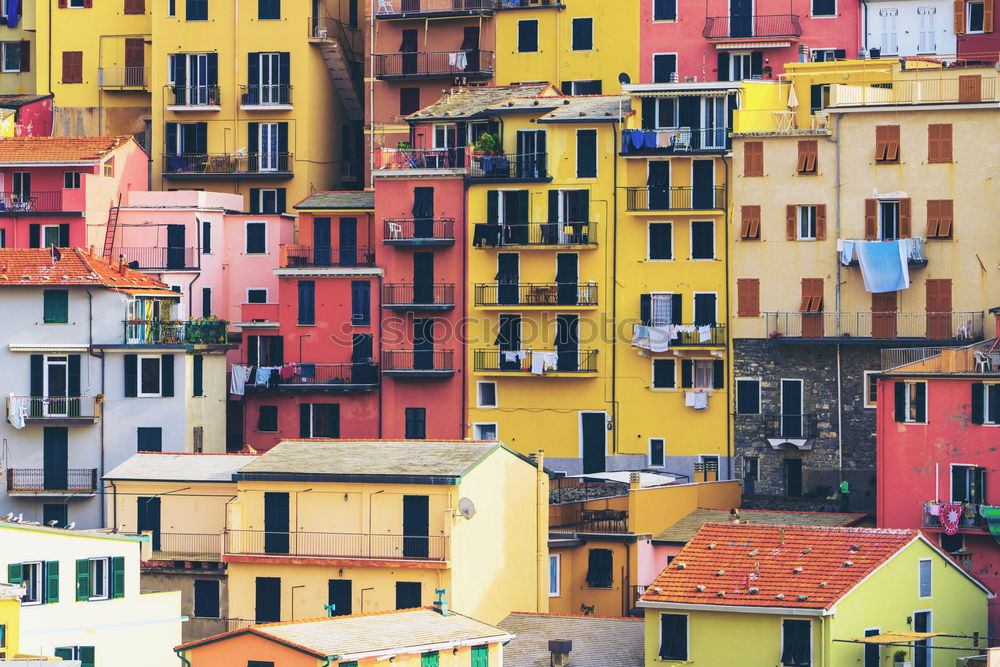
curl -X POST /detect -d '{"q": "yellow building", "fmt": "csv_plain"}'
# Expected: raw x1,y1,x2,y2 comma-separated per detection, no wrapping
640,523,991,666
0,582,65,662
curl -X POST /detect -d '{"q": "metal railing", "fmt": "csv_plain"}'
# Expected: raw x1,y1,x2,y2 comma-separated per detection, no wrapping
881,346,946,372
375,147,467,170
373,50,495,78
383,217,455,242
98,66,149,88
383,283,455,307
473,348,599,373
250,362,379,387
226,618,257,632
167,84,221,106
840,237,927,263
280,244,376,268
830,77,999,107
550,477,628,504
6,396,100,422
765,312,983,341
703,13,802,39
6,468,98,493
630,585,649,609
225,529,448,561
621,128,731,154
307,16,363,61
469,151,547,179
633,323,726,346
0,191,63,213
553,508,629,533
383,349,455,373
376,0,498,16
625,186,726,211
472,222,597,247
123,320,229,345
148,532,223,560
474,282,598,307
922,502,983,529
162,153,293,175
113,246,197,270
239,84,292,106
736,413,819,439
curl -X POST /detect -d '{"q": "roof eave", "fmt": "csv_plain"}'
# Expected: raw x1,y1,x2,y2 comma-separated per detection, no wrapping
638,600,827,616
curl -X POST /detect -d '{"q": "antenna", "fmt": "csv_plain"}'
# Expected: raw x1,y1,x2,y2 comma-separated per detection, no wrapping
456,497,477,520
618,72,631,85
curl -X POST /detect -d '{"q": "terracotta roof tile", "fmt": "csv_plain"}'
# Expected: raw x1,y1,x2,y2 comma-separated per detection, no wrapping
653,508,866,544
641,523,916,610
0,248,176,294
0,135,135,163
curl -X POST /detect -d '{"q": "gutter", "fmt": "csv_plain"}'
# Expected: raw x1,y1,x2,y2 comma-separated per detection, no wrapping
174,649,191,667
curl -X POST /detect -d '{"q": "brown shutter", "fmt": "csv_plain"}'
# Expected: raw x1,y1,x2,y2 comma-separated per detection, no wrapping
886,125,900,161
83,0,92,7
796,141,808,173
744,141,763,177
874,125,887,161
58,0,67,7
864,199,878,239
985,0,995,32
816,204,827,240
939,124,952,162
19,41,29,72
62,52,72,83
786,204,797,240
741,205,761,240
899,198,911,238
926,199,940,237
928,124,939,162
939,199,954,237
800,278,824,312
737,278,760,317
955,0,967,32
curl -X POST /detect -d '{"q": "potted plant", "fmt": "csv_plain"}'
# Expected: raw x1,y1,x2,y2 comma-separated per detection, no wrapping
893,649,911,666
475,132,499,155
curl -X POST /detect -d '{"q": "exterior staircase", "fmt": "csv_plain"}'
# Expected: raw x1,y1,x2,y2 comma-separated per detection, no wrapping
101,194,122,260
309,17,363,121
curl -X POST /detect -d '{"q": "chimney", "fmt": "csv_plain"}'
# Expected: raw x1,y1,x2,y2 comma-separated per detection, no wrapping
549,639,572,667
432,588,451,617
798,44,810,63
629,471,641,490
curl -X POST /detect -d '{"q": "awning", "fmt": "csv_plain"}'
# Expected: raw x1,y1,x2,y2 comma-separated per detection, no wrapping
570,471,677,487
629,90,734,99
767,438,811,450
715,40,793,50
855,632,943,644
9,343,90,353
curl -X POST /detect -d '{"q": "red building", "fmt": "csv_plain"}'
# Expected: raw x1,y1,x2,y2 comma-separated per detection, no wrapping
877,313,1000,630
956,0,1000,61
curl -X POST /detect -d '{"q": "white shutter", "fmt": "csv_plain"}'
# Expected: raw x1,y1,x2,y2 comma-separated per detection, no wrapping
918,7,936,53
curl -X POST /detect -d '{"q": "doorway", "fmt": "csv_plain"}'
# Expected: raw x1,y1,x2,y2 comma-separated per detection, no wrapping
263,492,290,554
580,412,606,474
781,379,803,438
402,495,429,558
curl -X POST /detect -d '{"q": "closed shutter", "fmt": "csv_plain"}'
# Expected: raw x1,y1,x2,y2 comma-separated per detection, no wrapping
59,224,70,246
717,52,729,81
111,557,125,598
929,123,952,162
653,359,675,388
68,354,81,396
75,558,90,600
299,403,311,437
899,198,911,238
649,223,672,258
576,129,597,178
29,223,39,248
737,278,760,317
160,354,174,397
30,354,43,396
955,0,966,33
123,354,137,397
744,141,762,176
680,359,693,388
518,20,538,52
486,190,498,224
864,199,878,239
894,381,906,422
62,51,82,83
192,354,203,396
972,383,985,424
816,204,827,240
786,205,797,240
19,40,29,72
78,646,95,667
297,280,315,325
267,336,284,366
571,17,593,50
713,360,724,389
641,98,656,129
740,205,760,240
45,561,59,603
914,382,927,422
640,294,651,326
671,293,683,325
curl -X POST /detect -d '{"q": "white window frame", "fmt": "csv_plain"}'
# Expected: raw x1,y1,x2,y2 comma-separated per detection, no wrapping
810,0,836,17
571,17,594,51
651,358,676,391
729,52,753,81
736,377,762,415
256,190,280,215
652,0,677,22
432,123,455,150
21,562,42,605
798,205,817,240
1,42,20,73
548,554,561,596
983,383,1000,425
41,225,61,248
246,288,269,304
904,380,926,424
88,557,110,600
67,0,85,7
878,200,900,241
245,221,268,254
649,437,666,467
651,52,678,83
12,171,29,198
779,618,813,667
693,359,715,389
137,354,163,398
950,463,978,503
967,0,985,33
654,96,679,128
658,612,690,661
473,422,498,440
258,122,279,171
63,171,82,189
476,381,497,408
690,219,715,260
650,292,673,327
810,48,840,62
863,370,878,409
647,221,673,261
918,558,932,599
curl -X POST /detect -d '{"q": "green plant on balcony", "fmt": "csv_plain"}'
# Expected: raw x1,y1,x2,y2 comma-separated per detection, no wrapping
186,315,226,344
474,132,499,155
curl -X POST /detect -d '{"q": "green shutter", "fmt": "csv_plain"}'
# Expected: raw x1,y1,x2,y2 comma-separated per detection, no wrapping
421,651,439,667
43,290,69,323
78,646,95,667
111,556,125,598
472,645,489,667
53,647,74,660
45,561,59,603
338,663,359,667
75,559,90,601
7,563,22,586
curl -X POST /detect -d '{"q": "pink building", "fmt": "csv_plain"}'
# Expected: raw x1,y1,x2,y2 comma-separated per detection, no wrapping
0,94,54,136
0,136,147,250
639,0,861,83
877,319,1000,629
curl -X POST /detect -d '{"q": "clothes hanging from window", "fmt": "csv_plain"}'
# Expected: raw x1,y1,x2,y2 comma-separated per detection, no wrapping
229,365,251,396
837,239,857,265
531,351,546,375
980,505,1000,545
542,351,559,371
279,364,294,381
698,325,712,342
939,503,963,535
7,394,27,429
693,391,708,409
855,239,911,293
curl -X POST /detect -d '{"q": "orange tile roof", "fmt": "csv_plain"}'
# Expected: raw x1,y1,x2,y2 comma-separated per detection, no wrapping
0,248,176,295
0,136,135,163
641,523,917,611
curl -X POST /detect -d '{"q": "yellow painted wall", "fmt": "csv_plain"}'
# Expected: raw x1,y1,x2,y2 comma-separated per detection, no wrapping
628,480,741,535
548,539,632,618
184,352,231,453
107,480,235,536
0,2,40,96
0,593,21,658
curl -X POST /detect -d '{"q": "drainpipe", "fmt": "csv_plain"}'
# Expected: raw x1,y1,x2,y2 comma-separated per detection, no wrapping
187,273,201,319
85,289,108,523
109,479,118,531
368,0,376,188
611,120,619,457
174,649,191,667
829,113,843,484
460,170,468,438
722,155,732,479
534,450,547,613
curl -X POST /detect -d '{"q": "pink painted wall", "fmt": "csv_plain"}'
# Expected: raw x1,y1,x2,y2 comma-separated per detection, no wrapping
9,96,54,137
957,23,1000,60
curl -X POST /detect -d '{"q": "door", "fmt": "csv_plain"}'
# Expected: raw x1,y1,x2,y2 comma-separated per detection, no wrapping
226,401,244,452
124,38,144,86
413,319,434,370
498,314,521,370
263,492,290,554
328,579,352,616
43,427,68,491
502,191,529,244
784,458,803,497
401,29,418,75
185,54,208,105
402,495,429,558
914,611,931,667
781,379,803,438
255,577,281,623
339,217,358,266
692,160,715,209
581,412,606,474
729,0,752,38
864,629,880,667
258,123,279,172
556,314,579,371
872,292,897,339
556,253,578,306
166,224,185,269
258,52,280,104
926,279,952,339
412,187,434,238
45,356,68,417
351,334,374,384
137,497,161,552
462,26,481,71
516,130,546,178
413,252,434,304
959,74,982,103
702,97,727,149
313,217,332,266
497,253,519,305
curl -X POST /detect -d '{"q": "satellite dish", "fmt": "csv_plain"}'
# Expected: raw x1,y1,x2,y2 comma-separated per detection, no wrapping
457,497,477,520
618,72,631,85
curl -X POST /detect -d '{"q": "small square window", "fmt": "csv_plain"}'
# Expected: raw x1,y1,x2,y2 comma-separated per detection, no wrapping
103,158,114,178
64,172,82,189
477,381,497,408
247,289,267,304
473,423,497,440
2,43,21,73
138,356,162,397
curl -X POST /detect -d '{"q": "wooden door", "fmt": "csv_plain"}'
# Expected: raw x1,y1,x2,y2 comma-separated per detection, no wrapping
959,75,982,103
925,279,952,339
871,291,897,339
124,38,144,86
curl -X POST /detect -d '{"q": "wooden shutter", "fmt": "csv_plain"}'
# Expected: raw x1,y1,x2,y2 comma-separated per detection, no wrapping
926,278,953,339
19,41,29,72
680,359,693,388
800,278,823,312
927,200,953,238
75,559,90,601
713,360,725,389
899,198,911,238
886,125,900,161
986,0,995,32
124,354,137,397
744,141,763,176
7,563,22,586
786,205,797,240
45,561,59,603
160,353,174,397
864,199,878,239
740,205,761,240
928,124,952,163
955,0,967,33
737,278,760,317
111,557,125,598
816,204,827,240
972,383,986,424
797,140,817,174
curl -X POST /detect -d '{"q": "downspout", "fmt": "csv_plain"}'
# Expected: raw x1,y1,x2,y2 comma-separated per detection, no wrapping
109,479,117,531
85,289,107,522
829,113,843,482
460,169,468,438
535,450,547,613
174,649,191,667
376,214,383,439
368,0,376,188
187,273,200,319
723,154,732,479
611,120,619,456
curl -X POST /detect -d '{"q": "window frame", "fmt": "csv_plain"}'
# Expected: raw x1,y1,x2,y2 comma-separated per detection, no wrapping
798,205,818,240
652,52,678,83
245,221,267,254
63,171,82,189
476,381,497,408
257,405,278,432
575,128,598,179
548,554,560,597
246,288,268,304
968,0,986,32
736,377,762,415
918,558,932,599
690,219,715,260
43,289,69,324
647,221,673,260
516,19,539,53
2,42,21,73
863,371,878,409
651,358,676,390
649,291,673,327
780,618,813,667
432,123,455,150
652,0,678,21
21,561,43,606
658,612,689,661
878,200,900,240
404,407,426,439
649,437,665,467
904,380,927,424
811,0,836,17
137,355,163,398
193,578,221,618
570,17,594,51
88,557,110,601
41,224,61,248
693,359,715,390
473,422,498,440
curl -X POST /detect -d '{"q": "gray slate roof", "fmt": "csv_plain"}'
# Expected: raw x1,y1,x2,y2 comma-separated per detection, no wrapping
294,190,374,210
103,453,258,482
408,84,553,121
538,96,631,123
653,508,866,544
498,613,644,666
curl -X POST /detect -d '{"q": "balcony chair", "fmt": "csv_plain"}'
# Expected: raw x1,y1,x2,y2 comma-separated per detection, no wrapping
387,222,403,239
377,0,394,12
974,350,991,373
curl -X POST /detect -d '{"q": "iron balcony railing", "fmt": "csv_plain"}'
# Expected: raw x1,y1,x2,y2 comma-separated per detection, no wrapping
281,245,376,268
468,151,548,179
148,532,223,560
625,186,726,211
383,217,455,243
224,529,448,561
113,246,198,270
830,77,999,107
472,222,597,247
633,323,726,346
737,413,819,439
879,343,1000,374
239,84,292,106
373,50,495,79
765,311,983,341
123,320,229,345
375,147,467,170
473,348,599,373
382,349,455,373
167,84,221,106
474,282,598,307
922,502,984,530
383,283,455,307
98,66,149,88
7,396,100,422
376,0,498,17
162,153,293,175
621,128,731,154
0,191,63,213
253,362,379,387
6,468,98,494
553,508,629,533
703,13,802,39
840,237,927,264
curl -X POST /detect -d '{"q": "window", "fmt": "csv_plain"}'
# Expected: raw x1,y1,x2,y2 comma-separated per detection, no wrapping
395,581,421,609
743,141,763,176
917,7,936,52
2,42,20,72
863,371,878,409
781,619,812,666
800,278,824,312
723,51,762,81
926,200,954,239
405,407,426,439
247,336,283,367
918,559,932,598
432,123,455,150
658,613,688,661
88,558,109,600
43,290,69,323
576,129,597,178
561,79,602,95
41,225,62,248
645,292,674,327
257,405,278,432
652,359,676,389
200,219,211,254
743,456,759,481
680,359,723,390
737,278,760,317
20,562,42,604
971,383,1000,425
137,427,162,452
690,220,714,259
138,356,162,396
192,579,221,617
63,172,81,189
297,280,315,325
811,48,846,61
864,199,910,240
200,287,212,319
952,464,987,504
473,423,497,440
186,0,207,20
654,0,677,20
736,378,761,414
571,17,593,50
968,0,985,32
249,188,284,214
874,125,900,163
652,53,677,83
167,0,175,16
648,98,678,129
548,554,560,596
350,281,370,325
43,503,68,528
798,205,818,240
648,222,672,259
940,533,964,554
400,88,420,116
585,549,613,588
796,140,817,174
879,8,899,53
740,205,760,240
62,51,83,83
258,0,278,19
928,124,952,163
245,222,266,254
191,354,204,397
477,381,497,408
54,647,94,667
649,438,665,467
693,359,715,389
103,158,114,178
893,380,927,423
67,0,86,7
300,403,339,438
517,20,538,52
247,288,267,304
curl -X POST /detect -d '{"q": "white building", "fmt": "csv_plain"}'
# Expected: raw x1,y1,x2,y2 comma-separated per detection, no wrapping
0,521,182,666
863,0,956,57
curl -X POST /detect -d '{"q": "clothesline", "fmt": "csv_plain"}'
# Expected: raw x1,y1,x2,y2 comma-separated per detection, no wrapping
632,324,713,352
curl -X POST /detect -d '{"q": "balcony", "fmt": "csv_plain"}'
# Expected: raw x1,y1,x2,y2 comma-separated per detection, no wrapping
98,66,149,90
839,237,927,267
375,147,468,172
736,413,820,440
621,128,731,155
474,282,598,308
6,396,101,425
922,502,984,531
280,245,376,268
383,283,455,310
829,75,999,108
162,153,293,178
375,0,498,19
372,50,495,80
165,84,222,110
472,222,596,248
0,191,65,215
123,320,229,345
552,508,629,534
765,312,984,343
248,362,379,390
224,529,448,562
147,532,223,561
702,14,802,40
881,340,1000,374
625,186,726,212
113,246,198,271
468,151,548,181
383,349,455,378
6,468,99,495
473,348,599,374
632,323,726,347
239,84,293,109
383,218,455,245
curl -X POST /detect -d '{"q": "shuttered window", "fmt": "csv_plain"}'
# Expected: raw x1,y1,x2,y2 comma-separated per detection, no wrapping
517,19,538,52
351,281,370,325
648,223,672,259
405,407,426,439
193,579,220,617
796,140,818,174
743,141,763,176
659,614,689,660
576,129,597,178
927,200,954,238
928,123,953,162
258,0,279,19
571,17,593,50
585,549,613,587
400,88,420,115
875,125,900,162
257,405,278,431
652,359,675,389
124,0,145,13
186,0,207,20
43,290,69,323
800,278,824,312
654,0,677,20
62,51,83,84
740,205,761,240
737,278,760,317
894,380,927,423
297,280,315,325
